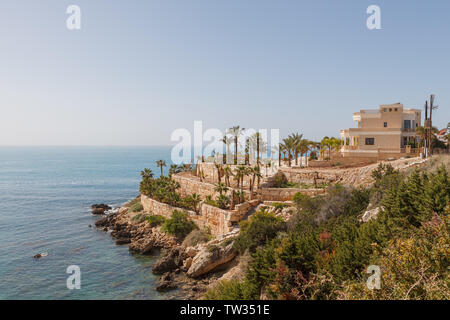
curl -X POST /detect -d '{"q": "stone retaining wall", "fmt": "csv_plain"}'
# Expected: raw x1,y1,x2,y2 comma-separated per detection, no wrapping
172,174,217,199
279,167,341,185
257,188,325,201
141,195,259,236
195,163,253,187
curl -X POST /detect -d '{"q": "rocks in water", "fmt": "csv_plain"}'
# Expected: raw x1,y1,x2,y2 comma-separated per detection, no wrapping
33,252,48,259
115,238,131,245
129,238,155,254
91,204,111,215
152,247,185,274
156,273,178,292
187,242,237,278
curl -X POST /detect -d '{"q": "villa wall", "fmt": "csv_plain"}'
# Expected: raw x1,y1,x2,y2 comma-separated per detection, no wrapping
279,167,340,185
172,174,217,199
257,188,325,202
195,163,253,187
141,195,259,236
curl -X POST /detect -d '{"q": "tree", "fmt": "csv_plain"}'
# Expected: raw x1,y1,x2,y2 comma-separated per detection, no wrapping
221,135,233,164
250,166,263,197
290,133,303,166
299,139,310,166
234,210,286,254
188,193,202,213
214,182,229,196
282,136,295,167
229,126,245,165
223,166,233,187
162,210,197,240
140,168,154,179
156,160,167,176
215,163,223,183
169,164,181,177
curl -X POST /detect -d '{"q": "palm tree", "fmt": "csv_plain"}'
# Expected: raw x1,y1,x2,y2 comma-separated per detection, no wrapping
234,165,249,195
214,163,223,183
415,126,438,147
320,136,335,160
156,160,166,176
282,137,295,167
223,166,233,187
168,164,180,177
221,135,233,164
299,139,310,166
288,133,303,166
264,159,271,177
190,193,202,213
229,126,245,165
249,166,263,197
140,168,154,179
214,182,229,196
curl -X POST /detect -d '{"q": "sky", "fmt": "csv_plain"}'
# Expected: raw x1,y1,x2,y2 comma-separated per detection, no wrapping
0,0,449,146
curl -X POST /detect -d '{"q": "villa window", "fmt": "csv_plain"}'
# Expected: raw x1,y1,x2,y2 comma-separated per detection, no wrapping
389,108,392,112
384,122,387,127
365,138,375,145
394,108,398,111
383,108,387,112
404,120,411,129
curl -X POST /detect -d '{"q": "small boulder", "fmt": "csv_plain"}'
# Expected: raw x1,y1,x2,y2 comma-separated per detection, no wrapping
129,238,155,254
187,242,237,278
33,252,48,259
91,204,111,215
115,238,131,245
152,247,182,274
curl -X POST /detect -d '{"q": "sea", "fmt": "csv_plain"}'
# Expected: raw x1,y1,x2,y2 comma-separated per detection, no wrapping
0,146,176,300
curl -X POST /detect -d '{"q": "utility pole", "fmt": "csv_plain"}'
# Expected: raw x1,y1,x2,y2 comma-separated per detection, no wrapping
424,101,428,158
424,94,438,158
428,94,438,157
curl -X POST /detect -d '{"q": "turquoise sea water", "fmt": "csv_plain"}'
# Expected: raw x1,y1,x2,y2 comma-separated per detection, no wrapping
0,146,173,300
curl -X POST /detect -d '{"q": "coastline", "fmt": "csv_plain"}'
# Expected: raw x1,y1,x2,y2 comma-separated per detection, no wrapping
93,198,244,300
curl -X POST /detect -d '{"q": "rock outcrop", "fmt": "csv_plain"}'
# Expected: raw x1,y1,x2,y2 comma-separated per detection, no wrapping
187,242,237,278
360,206,383,223
152,247,185,274
94,208,177,255
91,204,111,215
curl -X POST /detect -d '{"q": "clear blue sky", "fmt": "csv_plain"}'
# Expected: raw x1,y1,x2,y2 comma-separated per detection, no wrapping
0,0,449,146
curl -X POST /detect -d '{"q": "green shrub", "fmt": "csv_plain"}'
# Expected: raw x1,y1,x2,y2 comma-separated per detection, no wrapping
273,172,288,188
204,280,245,300
146,215,166,227
234,211,286,254
129,202,143,213
162,210,197,240
132,213,147,223
182,229,211,247
127,197,141,208
272,202,288,212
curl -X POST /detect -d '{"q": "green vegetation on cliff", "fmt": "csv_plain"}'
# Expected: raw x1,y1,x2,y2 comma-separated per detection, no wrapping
207,162,450,300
